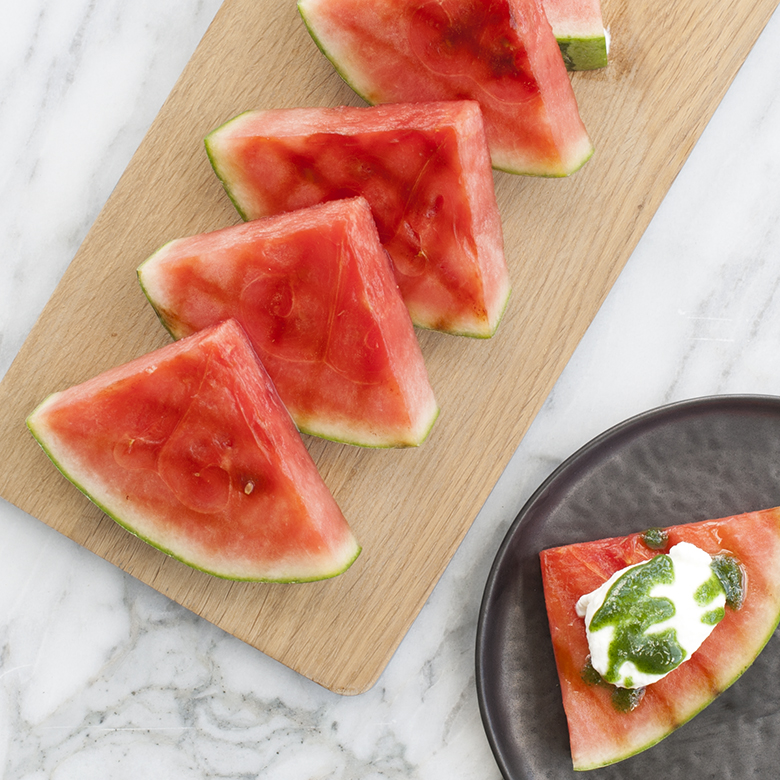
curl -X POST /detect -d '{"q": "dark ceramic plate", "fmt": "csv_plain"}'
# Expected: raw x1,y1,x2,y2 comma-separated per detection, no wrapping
476,395,780,780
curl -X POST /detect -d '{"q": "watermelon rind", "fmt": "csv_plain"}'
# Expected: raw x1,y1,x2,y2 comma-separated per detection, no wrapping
204,114,254,222
543,0,609,70
297,14,371,107
557,35,608,71
301,406,440,450
27,408,362,582
417,288,511,341
540,507,780,770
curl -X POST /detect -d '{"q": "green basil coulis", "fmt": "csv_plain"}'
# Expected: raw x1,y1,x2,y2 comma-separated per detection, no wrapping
641,527,669,550
589,555,686,684
711,554,745,609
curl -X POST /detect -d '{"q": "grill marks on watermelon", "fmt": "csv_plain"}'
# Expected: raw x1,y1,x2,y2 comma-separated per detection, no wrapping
205,101,509,337
138,197,439,448
26,320,361,582
540,507,780,770
297,0,593,176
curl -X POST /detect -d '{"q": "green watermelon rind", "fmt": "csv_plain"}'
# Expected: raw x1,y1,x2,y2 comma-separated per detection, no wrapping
296,9,373,110
492,143,594,178
412,284,512,340
557,36,608,72
204,116,253,222
484,151,593,178
27,396,362,584
294,405,441,449
136,252,181,337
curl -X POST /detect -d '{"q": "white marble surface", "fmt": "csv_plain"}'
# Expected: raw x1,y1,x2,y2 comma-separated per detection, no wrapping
2,1,780,777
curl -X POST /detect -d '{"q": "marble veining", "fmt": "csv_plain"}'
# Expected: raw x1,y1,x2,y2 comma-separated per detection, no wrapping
2,0,780,777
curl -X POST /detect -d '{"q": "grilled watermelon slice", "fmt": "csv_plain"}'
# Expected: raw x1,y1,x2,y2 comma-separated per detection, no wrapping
138,198,439,448
544,0,608,71
205,101,510,337
540,507,780,770
297,0,593,176
26,319,361,582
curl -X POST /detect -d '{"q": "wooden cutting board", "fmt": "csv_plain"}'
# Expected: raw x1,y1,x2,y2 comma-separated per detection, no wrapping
0,0,777,694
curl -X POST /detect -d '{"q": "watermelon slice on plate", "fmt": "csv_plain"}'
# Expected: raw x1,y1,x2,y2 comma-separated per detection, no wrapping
26,319,361,582
477,396,780,779
544,0,609,71
205,101,510,337
540,507,780,770
138,197,439,448
297,0,594,176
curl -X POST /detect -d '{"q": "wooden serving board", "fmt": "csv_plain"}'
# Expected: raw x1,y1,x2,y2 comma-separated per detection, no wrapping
0,0,777,695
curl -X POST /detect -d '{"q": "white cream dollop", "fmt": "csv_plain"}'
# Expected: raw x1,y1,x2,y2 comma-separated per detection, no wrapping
576,542,726,688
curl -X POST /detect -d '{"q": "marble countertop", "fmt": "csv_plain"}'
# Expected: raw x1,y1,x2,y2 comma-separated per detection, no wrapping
2,1,780,777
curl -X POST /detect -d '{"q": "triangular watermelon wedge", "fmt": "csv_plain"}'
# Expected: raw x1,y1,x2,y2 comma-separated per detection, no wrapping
540,506,780,770
27,319,361,582
298,0,594,176
138,197,439,448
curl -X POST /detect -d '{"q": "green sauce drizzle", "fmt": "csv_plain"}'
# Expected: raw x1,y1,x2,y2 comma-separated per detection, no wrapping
710,554,745,610
580,658,604,687
589,555,686,684
641,527,669,550
701,606,726,625
612,685,646,713
695,569,724,605
580,658,646,713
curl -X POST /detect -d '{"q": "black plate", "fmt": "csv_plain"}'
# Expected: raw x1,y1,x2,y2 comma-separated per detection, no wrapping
476,395,780,779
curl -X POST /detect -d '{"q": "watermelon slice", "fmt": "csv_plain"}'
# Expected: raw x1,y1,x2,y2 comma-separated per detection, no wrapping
297,0,594,176
540,507,780,770
204,101,510,337
544,0,608,71
26,319,361,582
138,197,439,448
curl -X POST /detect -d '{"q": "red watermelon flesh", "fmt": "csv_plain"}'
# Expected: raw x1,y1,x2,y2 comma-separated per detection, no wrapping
26,319,361,582
297,0,594,176
205,101,510,337
138,198,439,448
540,507,780,770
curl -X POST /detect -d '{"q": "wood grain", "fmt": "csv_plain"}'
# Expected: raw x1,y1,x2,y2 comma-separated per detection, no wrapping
0,0,777,694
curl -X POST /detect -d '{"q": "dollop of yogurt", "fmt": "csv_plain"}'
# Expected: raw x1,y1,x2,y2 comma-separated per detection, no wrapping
576,542,726,689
